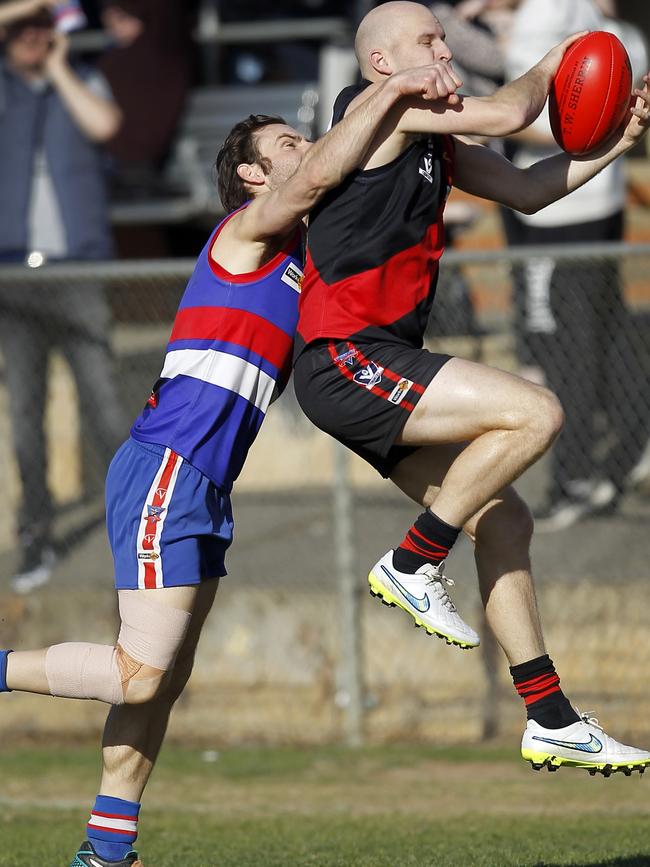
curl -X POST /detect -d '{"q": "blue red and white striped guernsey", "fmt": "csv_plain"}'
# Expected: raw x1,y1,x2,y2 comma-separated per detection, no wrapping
131,205,303,492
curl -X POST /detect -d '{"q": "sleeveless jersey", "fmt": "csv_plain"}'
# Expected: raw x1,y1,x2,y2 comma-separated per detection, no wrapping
131,207,303,492
296,81,454,355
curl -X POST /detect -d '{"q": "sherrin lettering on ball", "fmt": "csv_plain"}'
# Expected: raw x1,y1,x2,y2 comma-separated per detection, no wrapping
549,31,632,156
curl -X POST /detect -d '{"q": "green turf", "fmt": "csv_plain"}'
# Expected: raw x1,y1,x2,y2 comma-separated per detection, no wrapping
1,743,648,866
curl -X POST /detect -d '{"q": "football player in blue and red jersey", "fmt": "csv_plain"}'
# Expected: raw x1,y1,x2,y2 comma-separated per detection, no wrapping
294,0,650,776
0,62,478,867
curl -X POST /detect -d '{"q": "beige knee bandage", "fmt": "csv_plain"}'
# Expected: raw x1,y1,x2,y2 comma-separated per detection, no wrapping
117,590,191,671
45,592,191,704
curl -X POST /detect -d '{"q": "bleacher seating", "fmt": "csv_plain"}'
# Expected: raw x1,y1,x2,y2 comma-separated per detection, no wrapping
109,82,319,226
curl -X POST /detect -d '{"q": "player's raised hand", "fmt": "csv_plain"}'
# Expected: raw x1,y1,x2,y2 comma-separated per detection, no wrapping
623,73,650,143
392,62,464,105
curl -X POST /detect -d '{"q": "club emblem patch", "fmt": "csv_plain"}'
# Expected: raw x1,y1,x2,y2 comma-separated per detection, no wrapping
353,362,384,389
419,153,433,183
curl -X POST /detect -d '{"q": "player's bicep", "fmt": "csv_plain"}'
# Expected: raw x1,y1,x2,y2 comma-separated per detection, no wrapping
452,136,531,210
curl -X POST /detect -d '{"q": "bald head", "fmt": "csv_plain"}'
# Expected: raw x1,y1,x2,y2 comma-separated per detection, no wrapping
355,2,450,80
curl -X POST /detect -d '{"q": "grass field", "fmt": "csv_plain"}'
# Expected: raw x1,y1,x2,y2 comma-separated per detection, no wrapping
1,742,649,866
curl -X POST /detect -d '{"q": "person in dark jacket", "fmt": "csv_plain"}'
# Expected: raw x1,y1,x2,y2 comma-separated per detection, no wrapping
0,0,127,592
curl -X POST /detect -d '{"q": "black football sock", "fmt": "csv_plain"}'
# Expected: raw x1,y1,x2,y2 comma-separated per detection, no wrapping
392,509,460,574
510,654,580,729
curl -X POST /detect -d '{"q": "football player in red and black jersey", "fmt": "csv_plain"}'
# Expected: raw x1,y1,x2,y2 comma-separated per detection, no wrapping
294,0,650,774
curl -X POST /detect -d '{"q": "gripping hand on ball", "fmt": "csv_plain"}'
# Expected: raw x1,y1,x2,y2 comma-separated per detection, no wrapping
537,31,590,84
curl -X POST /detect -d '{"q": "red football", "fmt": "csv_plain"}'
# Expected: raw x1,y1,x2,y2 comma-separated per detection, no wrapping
549,31,632,156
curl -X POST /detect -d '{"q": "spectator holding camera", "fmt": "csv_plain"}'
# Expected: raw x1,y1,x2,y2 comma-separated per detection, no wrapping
0,0,128,592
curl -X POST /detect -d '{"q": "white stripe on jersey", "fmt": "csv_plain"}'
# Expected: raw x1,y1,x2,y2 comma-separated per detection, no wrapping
161,348,276,413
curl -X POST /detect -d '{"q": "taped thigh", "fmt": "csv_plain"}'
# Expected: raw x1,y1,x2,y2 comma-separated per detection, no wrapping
117,589,192,671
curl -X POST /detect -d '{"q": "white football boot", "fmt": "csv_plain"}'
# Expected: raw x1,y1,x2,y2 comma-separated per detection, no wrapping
522,712,650,776
368,550,479,649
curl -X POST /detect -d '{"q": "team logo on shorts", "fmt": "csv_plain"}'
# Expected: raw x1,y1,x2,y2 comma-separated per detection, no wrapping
146,504,165,522
138,551,160,561
388,377,413,405
334,348,358,367
353,361,384,389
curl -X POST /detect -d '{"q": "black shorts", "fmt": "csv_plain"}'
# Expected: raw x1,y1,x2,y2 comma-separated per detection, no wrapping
293,338,452,477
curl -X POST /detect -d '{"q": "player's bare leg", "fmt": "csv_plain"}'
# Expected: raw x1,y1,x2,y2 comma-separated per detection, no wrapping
387,444,650,776
390,443,545,663
396,358,564,528
63,581,217,867
0,583,209,866
368,360,561,649
99,577,219,803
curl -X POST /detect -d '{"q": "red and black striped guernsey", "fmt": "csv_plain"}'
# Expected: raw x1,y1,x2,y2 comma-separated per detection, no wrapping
295,81,454,357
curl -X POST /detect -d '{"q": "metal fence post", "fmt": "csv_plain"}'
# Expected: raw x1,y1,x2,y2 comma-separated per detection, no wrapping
317,43,357,134
332,440,365,746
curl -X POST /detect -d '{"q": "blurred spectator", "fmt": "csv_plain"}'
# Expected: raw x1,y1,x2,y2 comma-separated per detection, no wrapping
98,0,194,198
426,1,515,339
430,0,510,96
0,0,128,590
503,0,649,531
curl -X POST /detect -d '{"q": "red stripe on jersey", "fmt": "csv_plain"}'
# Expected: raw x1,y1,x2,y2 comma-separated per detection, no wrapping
299,221,444,345
169,306,293,372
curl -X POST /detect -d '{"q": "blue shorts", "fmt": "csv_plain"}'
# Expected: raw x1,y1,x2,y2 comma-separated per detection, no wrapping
105,438,233,590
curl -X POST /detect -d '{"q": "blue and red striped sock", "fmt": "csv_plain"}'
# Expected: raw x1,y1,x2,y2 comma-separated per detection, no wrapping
393,510,459,574
87,795,140,861
511,654,580,729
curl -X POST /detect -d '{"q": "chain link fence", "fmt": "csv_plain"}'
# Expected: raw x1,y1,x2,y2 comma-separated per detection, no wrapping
0,244,648,747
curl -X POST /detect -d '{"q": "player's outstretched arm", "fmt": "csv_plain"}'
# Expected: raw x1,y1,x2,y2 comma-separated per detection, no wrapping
395,32,588,138
236,65,458,241
453,74,650,214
